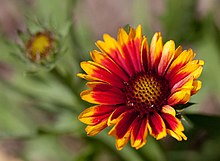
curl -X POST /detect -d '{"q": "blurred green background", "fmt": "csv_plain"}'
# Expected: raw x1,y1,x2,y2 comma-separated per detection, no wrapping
0,0,220,161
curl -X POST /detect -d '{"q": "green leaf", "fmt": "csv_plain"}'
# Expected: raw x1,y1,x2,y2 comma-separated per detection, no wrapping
123,24,131,34
138,136,167,161
186,114,220,137
174,102,196,111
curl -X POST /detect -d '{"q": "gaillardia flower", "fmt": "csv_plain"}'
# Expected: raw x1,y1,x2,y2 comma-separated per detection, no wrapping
26,31,55,62
78,25,204,150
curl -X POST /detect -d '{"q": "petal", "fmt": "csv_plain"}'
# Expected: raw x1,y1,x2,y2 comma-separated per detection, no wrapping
140,37,150,71
85,118,108,136
80,84,125,105
115,131,130,150
78,105,116,125
161,105,176,116
147,112,167,140
166,129,187,141
97,33,135,76
135,25,142,39
161,113,187,141
109,110,138,150
131,116,148,149
133,25,143,72
107,105,131,126
166,129,181,140
168,89,191,106
170,75,194,93
119,25,143,73
121,38,142,73
168,60,204,88
158,40,175,76
117,28,129,45
85,81,119,90
150,32,163,70
192,63,204,79
77,73,99,82
90,50,129,81
96,34,124,57
178,131,187,140
128,28,136,39
166,49,195,79
191,80,202,95
173,45,183,59
109,110,137,138
80,61,124,88
161,113,184,132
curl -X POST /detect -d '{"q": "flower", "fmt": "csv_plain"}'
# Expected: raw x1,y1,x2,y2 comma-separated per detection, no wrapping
26,31,55,62
77,25,204,150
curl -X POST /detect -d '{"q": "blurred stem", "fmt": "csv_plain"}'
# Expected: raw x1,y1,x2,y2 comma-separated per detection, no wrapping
0,76,77,113
65,0,85,63
50,66,79,97
50,65,89,113
95,133,149,161
86,136,126,161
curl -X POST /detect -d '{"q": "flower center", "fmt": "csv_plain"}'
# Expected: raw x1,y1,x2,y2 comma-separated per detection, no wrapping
124,72,170,115
31,35,51,54
26,31,54,61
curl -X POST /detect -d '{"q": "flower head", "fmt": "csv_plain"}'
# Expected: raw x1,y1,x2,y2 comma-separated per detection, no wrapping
78,25,204,150
26,31,55,62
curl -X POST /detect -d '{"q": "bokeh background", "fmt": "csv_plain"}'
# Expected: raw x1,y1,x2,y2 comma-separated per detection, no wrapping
0,0,220,161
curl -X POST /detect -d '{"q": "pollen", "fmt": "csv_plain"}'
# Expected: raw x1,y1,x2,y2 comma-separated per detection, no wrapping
26,31,54,61
124,72,170,114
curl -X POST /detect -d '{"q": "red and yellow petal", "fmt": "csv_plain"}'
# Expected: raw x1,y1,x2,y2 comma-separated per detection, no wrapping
115,130,131,150
130,116,148,149
108,110,137,138
78,105,116,125
135,25,142,39
118,25,143,73
96,33,135,76
170,75,194,93
166,129,187,141
107,105,130,126
80,85,125,105
85,118,108,136
173,46,183,59
161,105,187,141
169,60,204,88
147,112,167,140
168,89,191,106
118,28,129,45
128,25,143,72
140,37,150,71
161,113,187,141
192,62,204,79
161,113,184,132
158,40,175,76
77,73,99,82
191,80,202,95
85,81,119,91
90,50,129,81
150,32,163,70
109,110,138,150
79,61,124,88
161,105,176,116
96,33,124,57
165,49,196,79
121,37,142,73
